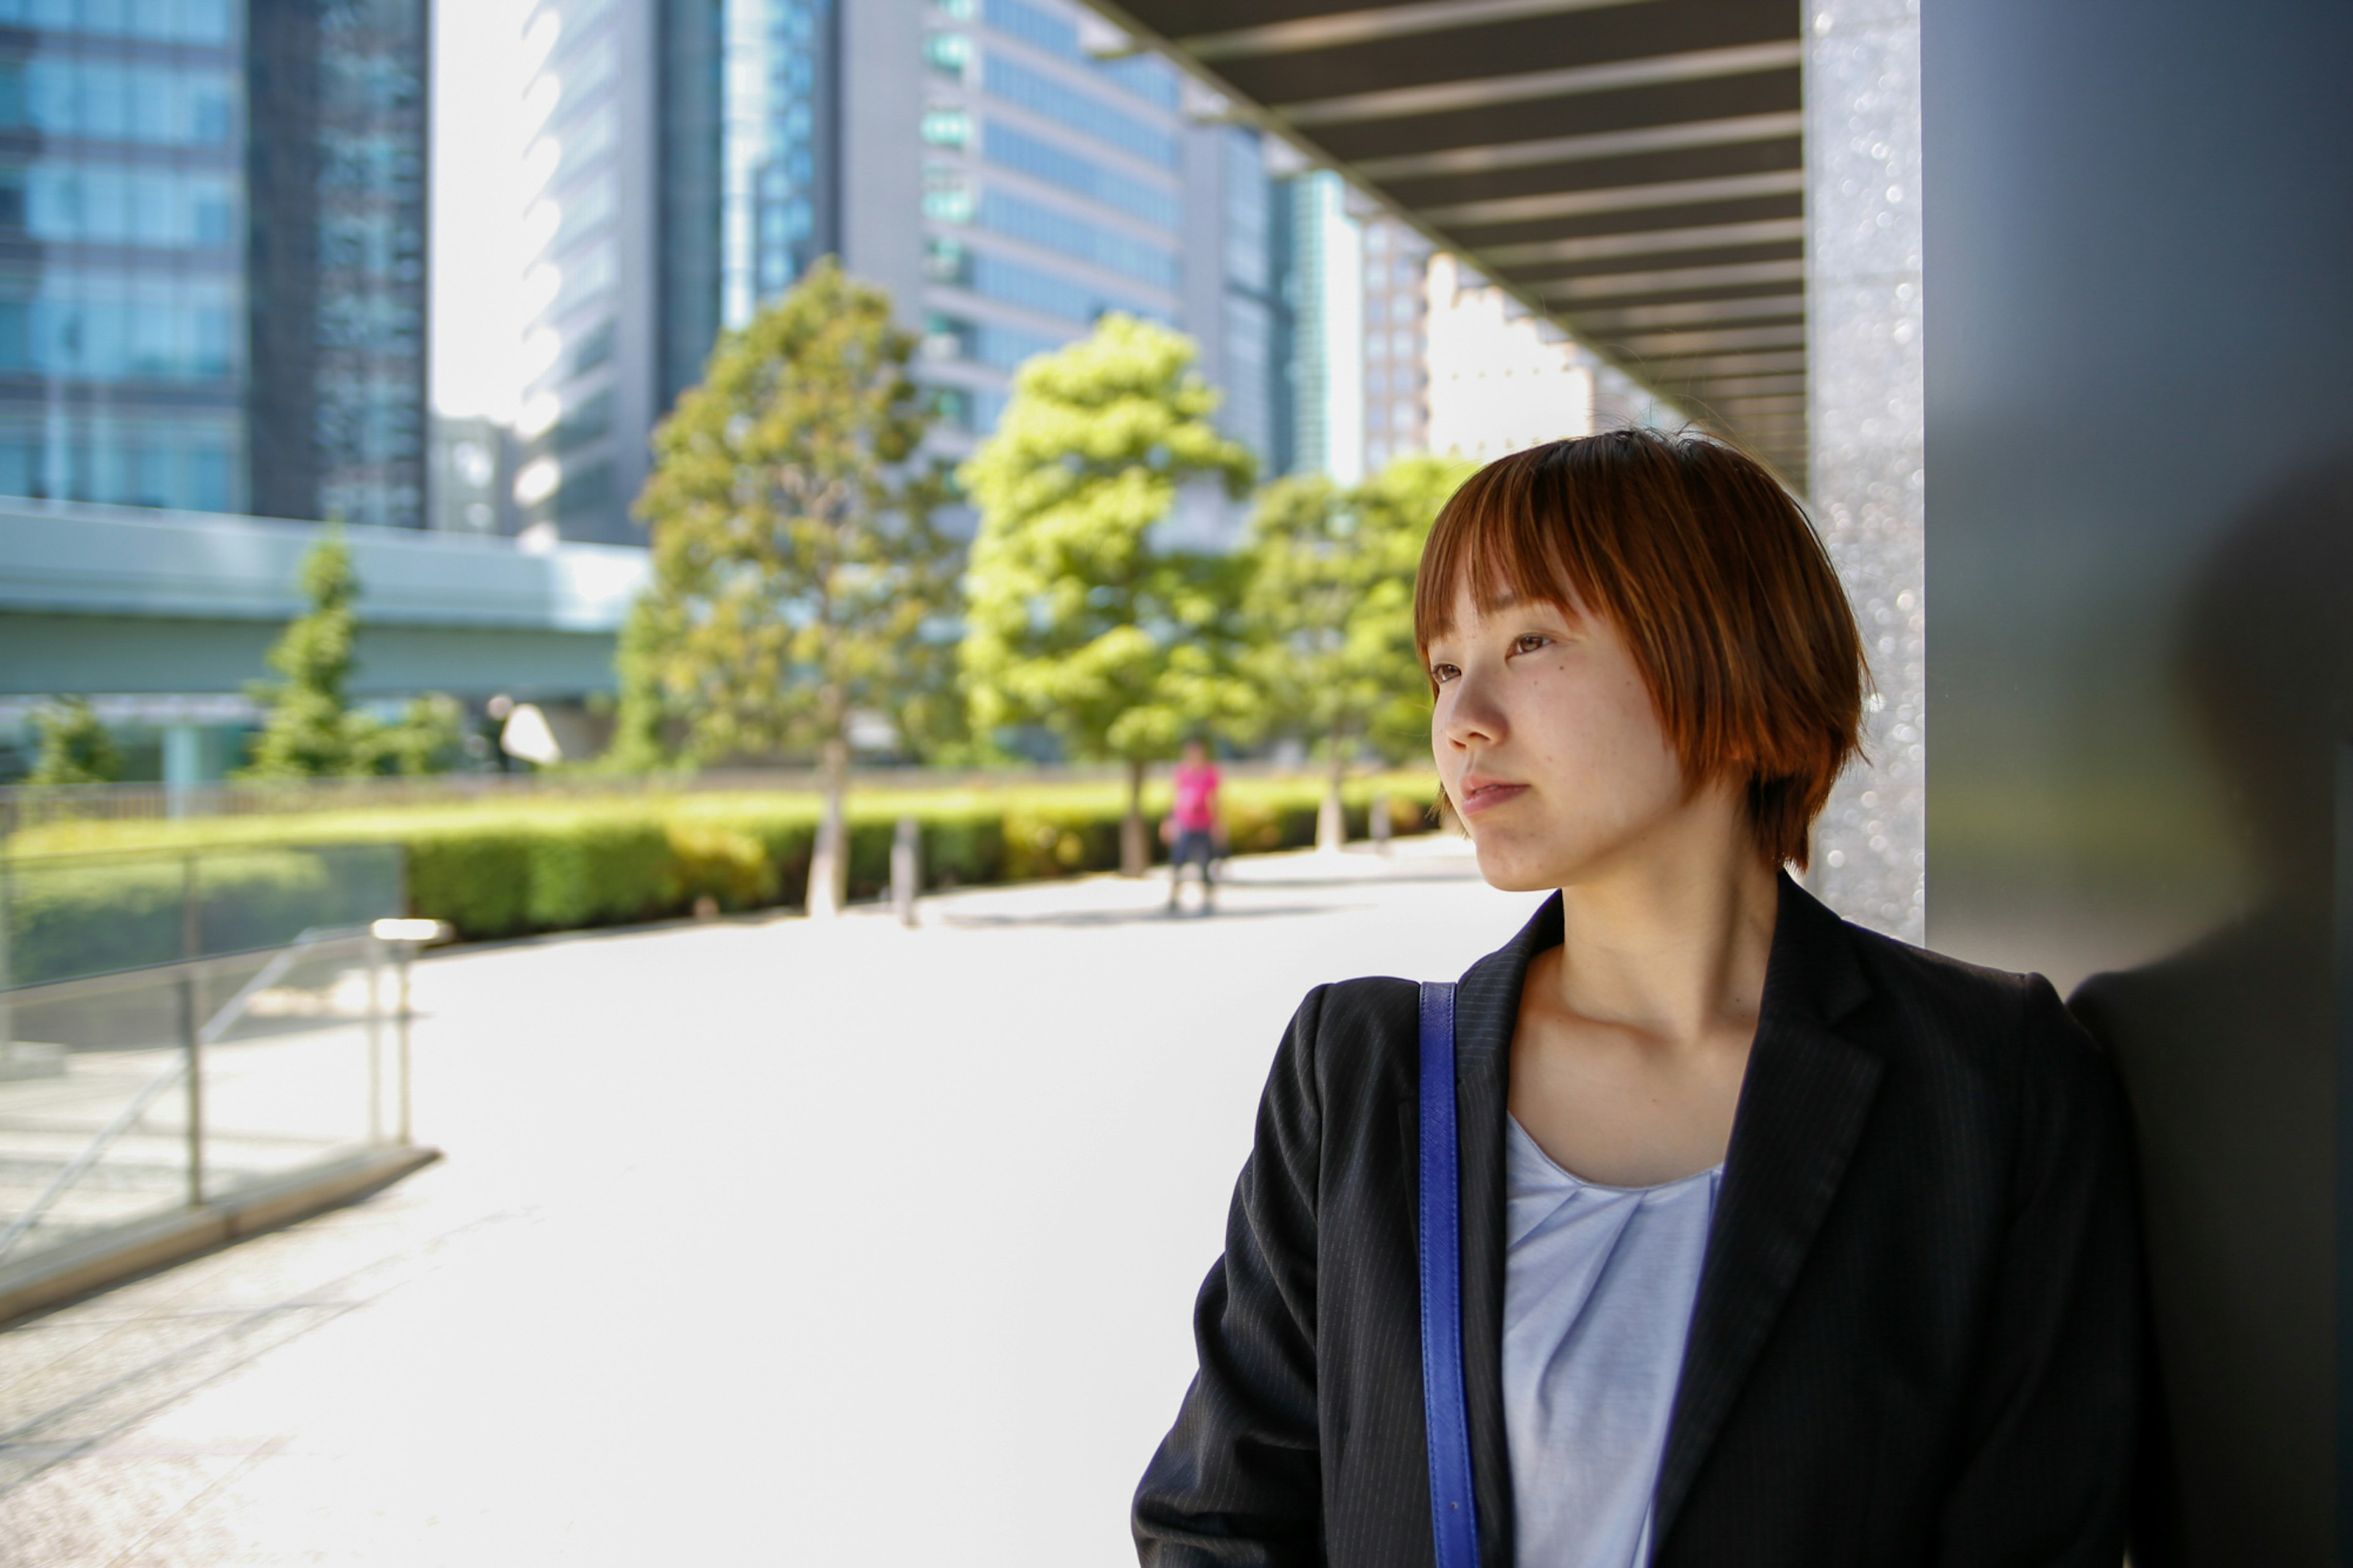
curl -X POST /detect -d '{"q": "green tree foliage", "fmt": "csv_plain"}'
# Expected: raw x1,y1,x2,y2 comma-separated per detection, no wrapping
238,529,463,781
240,529,372,779
623,258,954,915
374,695,468,777
960,314,1256,873
26,696,124,786
1243,453,1473,847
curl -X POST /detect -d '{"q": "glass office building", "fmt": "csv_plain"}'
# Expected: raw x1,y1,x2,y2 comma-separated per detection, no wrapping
917,0,1188,442
0,0,427,525
515,0,1282,543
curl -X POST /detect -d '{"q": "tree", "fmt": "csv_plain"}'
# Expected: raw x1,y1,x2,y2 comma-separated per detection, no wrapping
1242,453,1473,849
626,258,953,916
374,695,468,776
238,528,464,781
240,528,373,779
960,314,1257,874
26,697,123,786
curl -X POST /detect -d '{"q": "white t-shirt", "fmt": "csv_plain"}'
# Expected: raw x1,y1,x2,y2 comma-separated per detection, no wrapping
1501,1115,1721,1568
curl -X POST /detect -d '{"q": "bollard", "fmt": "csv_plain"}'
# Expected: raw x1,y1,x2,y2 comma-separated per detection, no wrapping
365,936,384,1143
1370,792,1393,855
370,920,449,1148
180,969,203,1206
891,816,922,928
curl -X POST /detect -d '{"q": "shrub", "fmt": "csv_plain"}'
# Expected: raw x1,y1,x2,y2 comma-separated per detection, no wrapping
3,772,1440,945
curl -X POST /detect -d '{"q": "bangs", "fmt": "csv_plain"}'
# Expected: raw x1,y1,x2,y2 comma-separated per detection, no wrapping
1413,444,1596,653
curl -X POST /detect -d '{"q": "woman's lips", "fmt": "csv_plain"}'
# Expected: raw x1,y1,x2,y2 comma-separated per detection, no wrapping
1457,779,1529,818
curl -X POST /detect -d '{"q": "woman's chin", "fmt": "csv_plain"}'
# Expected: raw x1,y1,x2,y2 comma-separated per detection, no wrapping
1471,839,1563,895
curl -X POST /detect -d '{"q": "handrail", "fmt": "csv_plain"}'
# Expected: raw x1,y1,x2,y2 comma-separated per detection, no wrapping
0,925,385,1267
0,931,381,1009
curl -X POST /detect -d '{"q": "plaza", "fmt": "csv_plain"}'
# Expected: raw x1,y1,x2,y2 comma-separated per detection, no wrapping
0,839,1534,1565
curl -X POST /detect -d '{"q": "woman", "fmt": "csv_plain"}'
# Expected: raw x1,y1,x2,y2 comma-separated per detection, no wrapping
1166,738,1224,914
1133,432,2139,1566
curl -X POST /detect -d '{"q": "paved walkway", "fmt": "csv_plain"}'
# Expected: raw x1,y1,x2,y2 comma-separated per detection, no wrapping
0,840,1542,1566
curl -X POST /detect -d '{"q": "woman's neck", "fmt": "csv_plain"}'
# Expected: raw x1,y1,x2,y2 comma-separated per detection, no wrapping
1547,803,1780,1051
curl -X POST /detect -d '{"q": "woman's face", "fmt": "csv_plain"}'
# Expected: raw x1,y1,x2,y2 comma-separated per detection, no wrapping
1425,583,1696,893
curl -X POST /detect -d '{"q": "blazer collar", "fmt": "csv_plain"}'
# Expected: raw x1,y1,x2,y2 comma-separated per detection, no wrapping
1653,873,1880,1543
1445,875,1879,1564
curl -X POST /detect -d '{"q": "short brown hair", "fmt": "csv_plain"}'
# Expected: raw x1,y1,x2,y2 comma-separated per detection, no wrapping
1414,430,1865,869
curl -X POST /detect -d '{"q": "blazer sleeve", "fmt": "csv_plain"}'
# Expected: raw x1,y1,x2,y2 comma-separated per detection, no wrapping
1134,986,1328,1566
1935,978,2141,1567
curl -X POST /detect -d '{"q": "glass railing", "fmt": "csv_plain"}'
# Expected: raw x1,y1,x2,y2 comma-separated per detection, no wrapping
0,844,428,1274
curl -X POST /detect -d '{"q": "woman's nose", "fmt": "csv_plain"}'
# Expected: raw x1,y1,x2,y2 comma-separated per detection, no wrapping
1436,670,1504,749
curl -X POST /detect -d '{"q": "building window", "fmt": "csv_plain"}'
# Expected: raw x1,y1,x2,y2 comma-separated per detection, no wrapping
926,31,973,82
570,318,616,377
977,189,1178,289
982,121,1179,230
928,385,975,431
920,107,972,149
923,312,977,362
550,388,614,454
925,235,974,286
554,460,616,522
922,164,974,224
980,55,1176,170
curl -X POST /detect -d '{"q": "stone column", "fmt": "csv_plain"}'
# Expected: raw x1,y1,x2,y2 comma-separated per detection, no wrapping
1803,0,1925,943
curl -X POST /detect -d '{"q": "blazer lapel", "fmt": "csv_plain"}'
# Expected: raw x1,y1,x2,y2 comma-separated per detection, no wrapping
1651,876,1881,1544
1451,893,1561,1568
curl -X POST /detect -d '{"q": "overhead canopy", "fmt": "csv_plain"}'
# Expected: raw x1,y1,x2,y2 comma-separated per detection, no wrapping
1089,0,1809,485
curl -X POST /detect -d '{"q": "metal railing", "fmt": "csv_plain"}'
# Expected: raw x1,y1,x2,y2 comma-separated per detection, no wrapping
0,924,431,1267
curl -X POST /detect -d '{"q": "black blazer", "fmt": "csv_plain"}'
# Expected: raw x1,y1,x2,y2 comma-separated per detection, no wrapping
1135,874,2139,1567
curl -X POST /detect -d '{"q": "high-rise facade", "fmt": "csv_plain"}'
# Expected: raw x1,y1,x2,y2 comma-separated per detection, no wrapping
0,0,428,526
512,0,1280,545
1358,215,1430,473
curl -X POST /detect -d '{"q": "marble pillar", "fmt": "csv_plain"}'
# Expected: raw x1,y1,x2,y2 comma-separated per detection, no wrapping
1803,0,1925,942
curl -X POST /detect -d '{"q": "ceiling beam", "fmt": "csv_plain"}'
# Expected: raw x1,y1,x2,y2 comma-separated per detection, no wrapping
1531,257,1805,300
1181,0,1662,62
1567,292,1805,331
1482,216,1802,267
1423,169,1802,227
1682,372,1808,396
1351,110,1802,181
1613,324,1807,355
1628,349,1807,377
1281,40,1801,126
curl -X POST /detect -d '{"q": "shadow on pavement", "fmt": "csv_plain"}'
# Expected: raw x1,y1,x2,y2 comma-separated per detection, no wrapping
938,903,1364,930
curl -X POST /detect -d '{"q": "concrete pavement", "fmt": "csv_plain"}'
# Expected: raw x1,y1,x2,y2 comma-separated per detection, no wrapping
0,838,1543,1566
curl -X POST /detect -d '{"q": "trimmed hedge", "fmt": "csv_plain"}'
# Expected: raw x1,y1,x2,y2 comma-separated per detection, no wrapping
6,773,1441,945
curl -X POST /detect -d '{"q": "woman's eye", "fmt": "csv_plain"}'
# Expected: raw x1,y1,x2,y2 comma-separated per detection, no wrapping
1512,634,1553,656
1429,663,1460,684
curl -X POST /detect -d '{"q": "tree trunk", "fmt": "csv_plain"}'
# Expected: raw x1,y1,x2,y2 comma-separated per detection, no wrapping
1316,721,1347,855
1121,756,1150,877
807,732,850,918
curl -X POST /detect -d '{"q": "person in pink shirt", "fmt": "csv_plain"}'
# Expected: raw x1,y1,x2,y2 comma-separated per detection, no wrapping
1164,739,1222,914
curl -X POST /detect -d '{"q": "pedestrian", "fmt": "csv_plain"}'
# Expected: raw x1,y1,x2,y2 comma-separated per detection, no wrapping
1163,738,1222,914
1134,430,2140,1566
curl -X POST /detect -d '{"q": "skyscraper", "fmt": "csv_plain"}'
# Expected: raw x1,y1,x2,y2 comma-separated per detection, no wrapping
511,0,1279,545
0,0,429,526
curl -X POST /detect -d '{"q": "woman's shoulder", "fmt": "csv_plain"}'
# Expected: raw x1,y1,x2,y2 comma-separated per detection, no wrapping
1275,975,1424,1104
1832,918,2117,1109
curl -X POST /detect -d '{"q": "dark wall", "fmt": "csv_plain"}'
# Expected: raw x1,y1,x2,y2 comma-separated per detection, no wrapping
1922,2,2353,1561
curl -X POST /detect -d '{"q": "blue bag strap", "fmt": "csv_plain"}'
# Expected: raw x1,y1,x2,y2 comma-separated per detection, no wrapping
1418,980,1481,1568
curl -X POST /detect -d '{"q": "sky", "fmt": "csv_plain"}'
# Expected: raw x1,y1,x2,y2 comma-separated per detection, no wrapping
430,0,531,423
